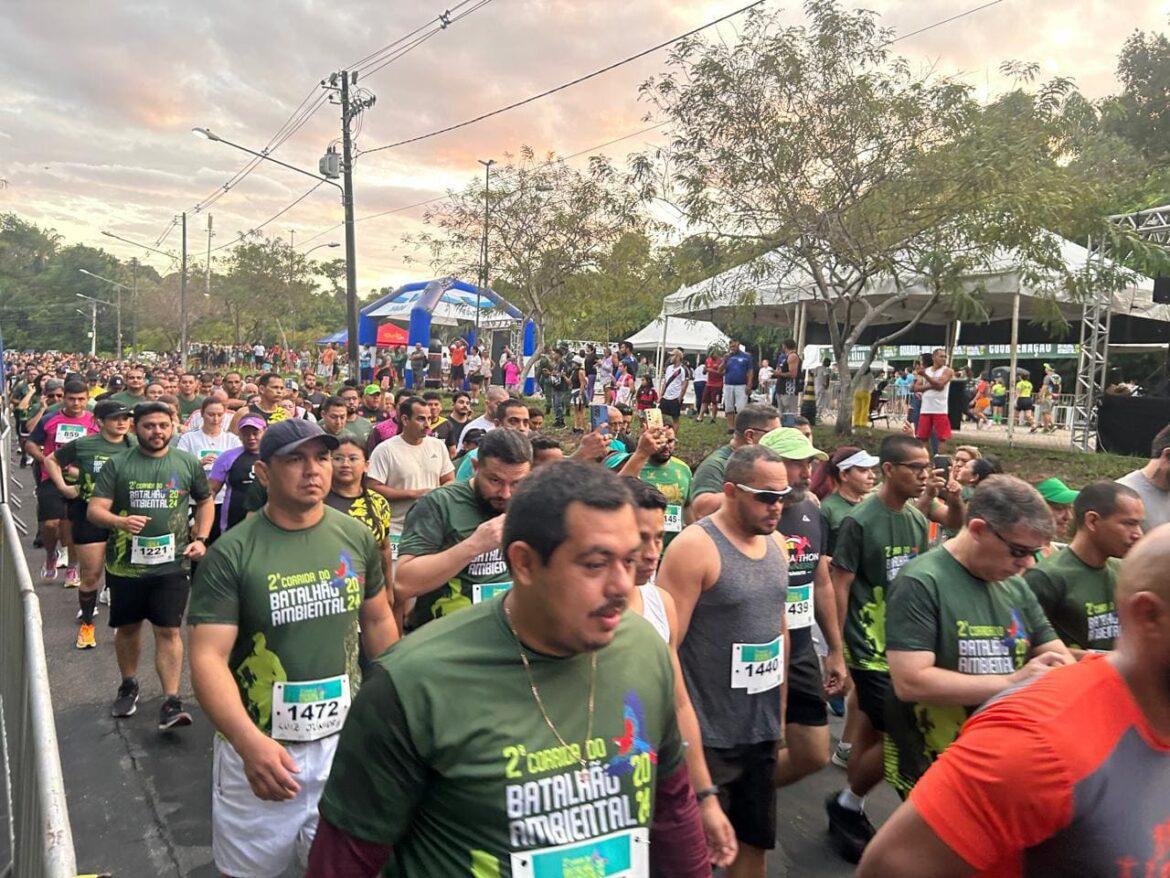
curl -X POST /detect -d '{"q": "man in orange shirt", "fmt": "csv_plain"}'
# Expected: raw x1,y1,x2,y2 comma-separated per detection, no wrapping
858,523,1170,878
448,339,467,392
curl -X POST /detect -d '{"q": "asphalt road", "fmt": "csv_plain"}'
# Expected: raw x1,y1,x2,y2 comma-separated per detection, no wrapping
10,459,897,877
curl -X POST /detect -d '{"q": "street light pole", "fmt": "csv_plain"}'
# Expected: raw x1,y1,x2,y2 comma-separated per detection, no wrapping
180,211,188,370
76,292,114,356
78,269,127,356
476,158,495,346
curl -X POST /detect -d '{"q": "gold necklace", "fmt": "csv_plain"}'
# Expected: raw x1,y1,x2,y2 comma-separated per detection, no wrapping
504,595,597,774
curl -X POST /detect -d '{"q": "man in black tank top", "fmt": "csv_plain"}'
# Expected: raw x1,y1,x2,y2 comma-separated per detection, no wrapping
659,445,791,878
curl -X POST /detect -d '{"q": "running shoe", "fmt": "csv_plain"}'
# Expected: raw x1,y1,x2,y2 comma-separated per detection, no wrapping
40,563,57,582
828,694,846,717
111,678,139,717
831,742,853,769
825,791,876,864
56,546,69,569
98,587,110,605
64,567,79,588
158,696,193,731
75,623,96,650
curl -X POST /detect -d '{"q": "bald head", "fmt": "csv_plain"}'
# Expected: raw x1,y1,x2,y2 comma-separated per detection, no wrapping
1117,524,1170,604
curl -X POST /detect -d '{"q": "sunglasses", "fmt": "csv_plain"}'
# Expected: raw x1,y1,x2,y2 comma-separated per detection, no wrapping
990,529,1044,559
735,483,792,505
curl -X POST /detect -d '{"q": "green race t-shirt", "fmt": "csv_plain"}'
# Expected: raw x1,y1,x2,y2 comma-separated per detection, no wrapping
188,507,385,737
318,599,683,877
108,391,147,409
688,444,734,500
91,446,210,577
604,454,692,544
884,547,1056,795
53,433,136,502
344,416,374,445
820,492,860,555
831,494,930,672
398,481,510,630
1024,547,1120,651
177,394,206,420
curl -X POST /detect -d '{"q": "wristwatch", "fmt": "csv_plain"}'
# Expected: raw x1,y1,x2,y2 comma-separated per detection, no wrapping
191,535,208,544
695,785,720,802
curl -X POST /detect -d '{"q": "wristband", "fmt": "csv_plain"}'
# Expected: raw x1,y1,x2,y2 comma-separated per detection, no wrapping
695,785,720,802
191,535,208,544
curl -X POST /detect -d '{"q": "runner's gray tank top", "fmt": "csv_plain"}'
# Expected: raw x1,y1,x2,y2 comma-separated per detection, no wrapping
679,517,788,748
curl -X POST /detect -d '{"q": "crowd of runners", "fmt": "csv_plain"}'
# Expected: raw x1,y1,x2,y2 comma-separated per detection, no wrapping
5,344,1170,878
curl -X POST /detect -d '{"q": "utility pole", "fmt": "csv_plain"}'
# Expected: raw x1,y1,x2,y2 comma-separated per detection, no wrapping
89,300,97,357
180,211,189,369
476,159,495,346
115,277,122,357
130,258,138,357
339,70,360,381
205,214,213,295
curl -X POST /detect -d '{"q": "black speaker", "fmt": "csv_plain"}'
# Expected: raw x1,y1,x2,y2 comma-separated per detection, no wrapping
1154,276,1170,305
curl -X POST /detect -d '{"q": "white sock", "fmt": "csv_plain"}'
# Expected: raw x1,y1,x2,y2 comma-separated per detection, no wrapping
837,788,866,813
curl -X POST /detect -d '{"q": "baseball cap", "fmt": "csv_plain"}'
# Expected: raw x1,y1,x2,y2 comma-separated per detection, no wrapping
759,427,828,461
363,384,382,395
107,376,125,390
259,419,338,462
838,450,880,471
1035,478,1078,505
93,400,131,420
236,414,267,432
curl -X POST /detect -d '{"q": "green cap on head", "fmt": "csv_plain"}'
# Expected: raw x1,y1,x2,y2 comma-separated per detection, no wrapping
1035,477,1078,505
758,427,828,461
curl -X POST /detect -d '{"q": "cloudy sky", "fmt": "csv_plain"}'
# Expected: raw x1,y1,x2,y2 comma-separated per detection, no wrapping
2,0,1168,293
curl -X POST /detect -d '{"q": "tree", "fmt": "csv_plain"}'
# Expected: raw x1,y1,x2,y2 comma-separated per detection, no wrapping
637,1,1157,433
410,146,646,370
1102,26,1170,164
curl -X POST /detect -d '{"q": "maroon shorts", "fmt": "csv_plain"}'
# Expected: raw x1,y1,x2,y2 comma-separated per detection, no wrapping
916,413,953,441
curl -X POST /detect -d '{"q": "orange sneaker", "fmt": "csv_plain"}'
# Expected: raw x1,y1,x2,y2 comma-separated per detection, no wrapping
75,623,96,650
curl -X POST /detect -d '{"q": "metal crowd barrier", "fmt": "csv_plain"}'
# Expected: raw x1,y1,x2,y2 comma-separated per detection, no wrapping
0,421,77,878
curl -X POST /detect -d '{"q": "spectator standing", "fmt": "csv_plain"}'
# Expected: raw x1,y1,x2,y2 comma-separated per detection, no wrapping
1117,424,1170,530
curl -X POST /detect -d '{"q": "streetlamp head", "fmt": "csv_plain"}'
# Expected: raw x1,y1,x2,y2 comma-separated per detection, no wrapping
78,268,93,276
191,127,220,142
327,242,340,248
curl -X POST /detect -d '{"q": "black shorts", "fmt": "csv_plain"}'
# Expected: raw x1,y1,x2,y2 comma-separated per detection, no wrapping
704,741,778,850
470,374,485,385
36,480,67,522
1017,397,1034,411
660,398,681,418
786,635,828,727
107,572,190,629
67,500,109,545
852,668,891,733
451,364,465,380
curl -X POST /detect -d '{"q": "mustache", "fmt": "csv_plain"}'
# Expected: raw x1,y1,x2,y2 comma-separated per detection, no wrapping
590,599,627,617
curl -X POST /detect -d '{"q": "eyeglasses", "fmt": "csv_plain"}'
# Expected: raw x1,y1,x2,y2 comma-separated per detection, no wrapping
734,483,791,504
990,529,1044,559
331,454,363,464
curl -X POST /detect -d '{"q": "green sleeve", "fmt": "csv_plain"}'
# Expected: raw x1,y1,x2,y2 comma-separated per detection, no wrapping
317,664,429,845
1022,567,1061,621
1018,581,1058,646
91,452,119,501
362,529,386,599
188,539,241,625
398,494,445,558
829,515,864,574
53,440,77,468
689,459,724,500
885,573,940,653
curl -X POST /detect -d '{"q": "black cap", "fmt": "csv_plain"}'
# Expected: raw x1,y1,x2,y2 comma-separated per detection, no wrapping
107,376,125,390
93,400,131,421
258,419,339,462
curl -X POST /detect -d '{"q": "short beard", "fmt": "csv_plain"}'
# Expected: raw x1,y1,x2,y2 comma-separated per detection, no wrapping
785,486,808,504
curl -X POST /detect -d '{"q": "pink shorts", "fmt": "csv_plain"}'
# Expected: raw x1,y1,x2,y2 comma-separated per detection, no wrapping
916,413,953,441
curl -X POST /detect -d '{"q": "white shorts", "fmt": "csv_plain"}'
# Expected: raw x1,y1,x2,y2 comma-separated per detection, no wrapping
722,384,749,413
212,734,339,878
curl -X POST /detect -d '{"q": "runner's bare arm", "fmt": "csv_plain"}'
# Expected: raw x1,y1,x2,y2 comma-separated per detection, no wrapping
395,515,503,600
887,649,1062,707
359,593,399,659
42,452,76,498
829,565,854,641
365,479,430,503
657,525,714,643
686,491,723,522
87,496,145,532
857,801,976,878
191,495,214,539
812,556,848,695
1031,638,1074,663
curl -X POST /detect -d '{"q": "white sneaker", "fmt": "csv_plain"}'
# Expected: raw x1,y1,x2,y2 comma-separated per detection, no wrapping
56,547,69,569
98,588,110,605
831,742,853,769
76,606,100,620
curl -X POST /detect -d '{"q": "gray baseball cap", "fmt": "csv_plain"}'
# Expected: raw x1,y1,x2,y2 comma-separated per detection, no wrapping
258,418,339,462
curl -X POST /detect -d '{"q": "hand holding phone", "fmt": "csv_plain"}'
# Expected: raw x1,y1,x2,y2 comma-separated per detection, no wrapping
590,404,609,435
644,408,663,429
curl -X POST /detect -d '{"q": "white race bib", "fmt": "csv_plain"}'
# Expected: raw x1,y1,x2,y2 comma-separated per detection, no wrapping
271,674,350,742
131,533,175,566
786,584,814,630
473,581,512,604
389,533,401,561
54,423,87,446
664,504,683,533
198,448,219,471
511,827,648,878
730,637,784,694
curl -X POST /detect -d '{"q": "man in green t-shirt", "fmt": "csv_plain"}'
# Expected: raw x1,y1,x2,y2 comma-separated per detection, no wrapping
337,385,373,445
397,429,532,631
108,364,148,409
176,371,206,421
88,401,213,730
686,403,780,521
1025,480,1145,655
189,419,397,878
44,400,135,649
885,475,1072,797
308,460,709,876
610,425,692,546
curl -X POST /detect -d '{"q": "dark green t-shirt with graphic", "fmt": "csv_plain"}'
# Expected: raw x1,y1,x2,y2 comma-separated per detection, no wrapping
398,480,512,631
1024,547,1120,651
830,494,930,672
819,492,859,555
188,507,385,737
688,443,734,500
91,446,210,577
884,547,1056,795
53,433,136,502
319,599,684,878
605,454,692,545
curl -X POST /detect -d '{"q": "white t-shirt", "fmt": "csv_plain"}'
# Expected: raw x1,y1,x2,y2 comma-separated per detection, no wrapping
662,364,688,401
176,429,241,504
367,435,455,534
454,413,496,453
758,366,774,384
1117,469,1170,531
920,365,951,415
693,363,707,383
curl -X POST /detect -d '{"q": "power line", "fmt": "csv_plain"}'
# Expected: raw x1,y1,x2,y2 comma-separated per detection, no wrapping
886,0,1003,45
358,1,765,156
349,0,481,74
209,181,329,253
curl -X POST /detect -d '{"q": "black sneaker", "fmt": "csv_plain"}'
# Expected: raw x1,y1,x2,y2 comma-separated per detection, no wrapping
111,678,139,718
825,790,876,863
158,696,193,731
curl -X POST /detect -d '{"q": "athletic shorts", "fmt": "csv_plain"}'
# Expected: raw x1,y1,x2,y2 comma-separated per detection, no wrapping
852,668,891,733
213,734,338,878
470,374,485,385
67,499,109,545
1017,397,1034,411
701,384,722,407
722,384,749,414
36,480,67,522
915,412,952,442
107,571,190,628
786,636,828,727
660,397,681,419
450,364,465,380
704,741,778,850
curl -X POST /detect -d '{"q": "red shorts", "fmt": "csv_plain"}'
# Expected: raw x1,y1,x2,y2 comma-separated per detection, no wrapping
916,413,952,441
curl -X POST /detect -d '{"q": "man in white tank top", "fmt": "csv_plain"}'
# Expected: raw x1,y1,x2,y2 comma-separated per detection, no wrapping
913,348,954,454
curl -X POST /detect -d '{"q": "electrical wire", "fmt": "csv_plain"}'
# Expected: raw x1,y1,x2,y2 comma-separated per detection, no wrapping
348,0,480,74
209,181,329,253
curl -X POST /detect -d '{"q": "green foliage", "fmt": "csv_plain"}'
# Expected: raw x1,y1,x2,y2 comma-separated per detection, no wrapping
1101,27,1170,164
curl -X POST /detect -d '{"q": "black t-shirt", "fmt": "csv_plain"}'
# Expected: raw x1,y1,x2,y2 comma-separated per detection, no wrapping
225,449,260,529
584,354,598,376
778,497,828,650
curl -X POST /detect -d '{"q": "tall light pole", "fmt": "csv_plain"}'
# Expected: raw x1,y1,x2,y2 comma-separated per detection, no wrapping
305,242,341,257
192,126,358,378
78,269,127,355
100,231,176,360
76,293,113,356
476,158,495,346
